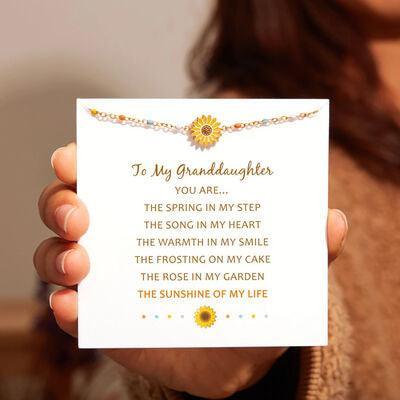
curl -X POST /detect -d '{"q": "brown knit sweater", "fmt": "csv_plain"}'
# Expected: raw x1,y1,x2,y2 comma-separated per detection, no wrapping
124,144,400,400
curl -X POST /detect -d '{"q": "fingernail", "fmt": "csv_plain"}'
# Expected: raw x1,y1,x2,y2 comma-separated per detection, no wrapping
49,291,56,310
333,209,348,251
54,205,77,233
50,148,63,169
56,249,73,274
333,209,348,232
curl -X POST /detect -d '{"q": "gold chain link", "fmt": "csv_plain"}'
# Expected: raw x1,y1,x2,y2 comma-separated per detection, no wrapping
88,108,320,134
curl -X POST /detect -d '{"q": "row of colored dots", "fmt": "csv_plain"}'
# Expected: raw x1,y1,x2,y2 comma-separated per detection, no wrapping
140,314,268,319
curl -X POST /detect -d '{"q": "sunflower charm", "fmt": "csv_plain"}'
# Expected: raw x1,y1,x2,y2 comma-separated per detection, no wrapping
191,115,222,147
194,305,217,328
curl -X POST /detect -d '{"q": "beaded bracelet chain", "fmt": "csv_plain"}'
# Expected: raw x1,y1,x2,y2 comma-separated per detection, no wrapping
88,108,319,148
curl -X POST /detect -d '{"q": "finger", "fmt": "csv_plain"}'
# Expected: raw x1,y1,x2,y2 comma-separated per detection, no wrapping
38,181,89,241
50,142,77,185
49,289,78,337
33,237,90,286
327,209,348,263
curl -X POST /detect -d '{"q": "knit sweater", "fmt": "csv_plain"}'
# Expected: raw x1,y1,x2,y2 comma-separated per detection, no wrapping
124,144,400,400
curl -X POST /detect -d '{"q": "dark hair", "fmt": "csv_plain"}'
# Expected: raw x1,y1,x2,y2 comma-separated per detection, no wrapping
190,0,400,181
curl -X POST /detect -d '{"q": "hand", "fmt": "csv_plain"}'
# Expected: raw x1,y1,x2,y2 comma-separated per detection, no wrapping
34,143,348,399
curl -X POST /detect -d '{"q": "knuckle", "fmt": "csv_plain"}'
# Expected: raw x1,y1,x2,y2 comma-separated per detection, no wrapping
37,181,70,220
37,182,53,215
32,237,72,280
33,237,51,268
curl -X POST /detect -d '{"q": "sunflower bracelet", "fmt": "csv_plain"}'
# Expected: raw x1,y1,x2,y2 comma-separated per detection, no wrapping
88,107,319,148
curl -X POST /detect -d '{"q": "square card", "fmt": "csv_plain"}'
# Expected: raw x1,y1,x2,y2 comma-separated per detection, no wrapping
77,98,329,348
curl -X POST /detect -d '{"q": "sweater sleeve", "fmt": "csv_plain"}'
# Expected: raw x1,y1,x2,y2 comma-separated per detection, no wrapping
296,276,353,400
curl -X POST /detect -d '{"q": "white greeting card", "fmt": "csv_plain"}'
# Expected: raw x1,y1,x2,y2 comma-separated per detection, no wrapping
77,98,329,348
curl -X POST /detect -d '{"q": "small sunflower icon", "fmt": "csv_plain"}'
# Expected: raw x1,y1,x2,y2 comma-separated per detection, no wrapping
191,115,222,147
194,306,217,328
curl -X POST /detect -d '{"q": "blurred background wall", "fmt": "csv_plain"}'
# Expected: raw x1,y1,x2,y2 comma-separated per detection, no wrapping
0,0,210,299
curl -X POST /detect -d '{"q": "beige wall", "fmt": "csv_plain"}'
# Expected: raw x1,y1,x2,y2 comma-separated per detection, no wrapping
0,0,211,298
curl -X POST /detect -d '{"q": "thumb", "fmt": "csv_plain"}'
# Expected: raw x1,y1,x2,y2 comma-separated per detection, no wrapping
327,209,348,264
